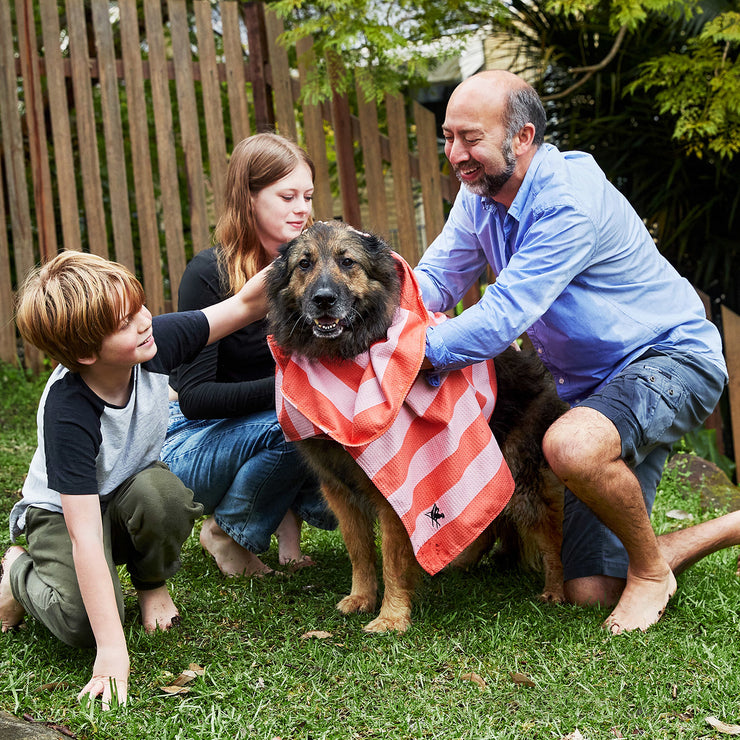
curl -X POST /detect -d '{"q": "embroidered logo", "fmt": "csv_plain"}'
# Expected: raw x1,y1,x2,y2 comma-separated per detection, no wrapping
425,503,445,529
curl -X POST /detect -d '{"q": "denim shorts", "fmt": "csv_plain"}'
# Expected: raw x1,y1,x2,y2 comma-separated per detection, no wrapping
561,349,727,581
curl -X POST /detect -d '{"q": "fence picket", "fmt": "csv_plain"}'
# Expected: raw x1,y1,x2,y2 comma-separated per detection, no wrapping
356,79,389,236
386,93,418,263
119,0,165,316
222,1,251,145
144,0,187,306
295,36,333,221
17,0,57,264
67,0,108,258
195,0,229,219
169,0,211,254
39,1,81,254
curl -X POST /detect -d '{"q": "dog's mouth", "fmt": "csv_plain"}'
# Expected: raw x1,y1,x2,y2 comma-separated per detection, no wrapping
312,316,347,339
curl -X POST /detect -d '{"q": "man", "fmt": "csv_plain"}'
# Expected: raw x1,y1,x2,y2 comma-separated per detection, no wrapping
415,69,738,633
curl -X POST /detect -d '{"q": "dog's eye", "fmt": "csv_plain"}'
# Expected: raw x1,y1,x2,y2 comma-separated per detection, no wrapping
340,257,355,268
298,258,311,270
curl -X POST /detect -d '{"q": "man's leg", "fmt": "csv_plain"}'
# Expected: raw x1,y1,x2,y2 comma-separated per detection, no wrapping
544,407,675,633
544,350,727,633
561,447,668,607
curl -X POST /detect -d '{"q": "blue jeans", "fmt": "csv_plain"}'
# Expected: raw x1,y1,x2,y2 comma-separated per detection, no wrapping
561,349,727,581
160,402,336,554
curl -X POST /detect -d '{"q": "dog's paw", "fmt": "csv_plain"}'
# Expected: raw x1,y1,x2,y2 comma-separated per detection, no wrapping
362,614,411,634
538,588,565,604
337,593,376,615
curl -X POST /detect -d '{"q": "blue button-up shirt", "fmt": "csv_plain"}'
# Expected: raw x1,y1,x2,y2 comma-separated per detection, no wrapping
415,144,727,404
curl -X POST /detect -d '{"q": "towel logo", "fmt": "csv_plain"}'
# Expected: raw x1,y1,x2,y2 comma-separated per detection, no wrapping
425,503,445,529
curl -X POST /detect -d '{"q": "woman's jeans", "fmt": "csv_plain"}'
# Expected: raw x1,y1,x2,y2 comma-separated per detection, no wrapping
160,402,335,554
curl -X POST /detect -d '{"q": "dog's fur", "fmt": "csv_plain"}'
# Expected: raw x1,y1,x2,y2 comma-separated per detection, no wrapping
267,220,568,632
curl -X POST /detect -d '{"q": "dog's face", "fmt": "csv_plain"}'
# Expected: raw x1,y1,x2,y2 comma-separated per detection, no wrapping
267,221,401,361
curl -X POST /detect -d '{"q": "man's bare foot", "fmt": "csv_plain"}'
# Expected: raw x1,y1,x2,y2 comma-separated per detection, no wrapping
603,566,677,634
0,546,26,632
199,517,275,578
137,585,180,633
275,509,310,567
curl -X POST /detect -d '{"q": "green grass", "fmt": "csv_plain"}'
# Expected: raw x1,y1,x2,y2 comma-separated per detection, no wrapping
1,362,739,739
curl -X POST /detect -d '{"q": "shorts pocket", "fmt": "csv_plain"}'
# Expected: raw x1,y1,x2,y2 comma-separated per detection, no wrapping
628,362,687,446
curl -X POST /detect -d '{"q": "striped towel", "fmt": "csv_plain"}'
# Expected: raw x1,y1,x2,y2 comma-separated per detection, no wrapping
268,254,514,575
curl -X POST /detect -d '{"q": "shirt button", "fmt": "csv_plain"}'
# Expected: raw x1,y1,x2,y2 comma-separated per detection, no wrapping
558,378,564,384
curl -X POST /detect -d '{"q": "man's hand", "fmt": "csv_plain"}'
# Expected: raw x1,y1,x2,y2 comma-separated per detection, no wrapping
77,646,129,710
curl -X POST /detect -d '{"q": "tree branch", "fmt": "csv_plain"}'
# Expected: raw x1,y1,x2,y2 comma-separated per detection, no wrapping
541,24,628,102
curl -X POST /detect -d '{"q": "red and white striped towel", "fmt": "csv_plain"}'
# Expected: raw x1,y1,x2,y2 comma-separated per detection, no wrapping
268,254,514,575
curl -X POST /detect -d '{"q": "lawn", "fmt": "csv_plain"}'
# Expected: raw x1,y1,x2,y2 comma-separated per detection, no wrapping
1,361,739,740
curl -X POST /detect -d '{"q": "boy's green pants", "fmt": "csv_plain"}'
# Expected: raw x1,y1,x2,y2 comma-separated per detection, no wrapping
10,462,203,647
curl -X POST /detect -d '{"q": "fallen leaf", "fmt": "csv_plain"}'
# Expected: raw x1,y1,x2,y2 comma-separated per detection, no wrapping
159,664,205,694
461,672,487,690
666,509,693,520
301,630,332,639
562,730,586,740
706,716,740,735
510,671,535,687
170,670,198,687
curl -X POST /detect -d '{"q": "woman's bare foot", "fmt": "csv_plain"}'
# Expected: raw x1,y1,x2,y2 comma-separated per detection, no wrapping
137,585,180,633
199,517,275,578
603,566,677,634
0,546,26,632
276,510,314,569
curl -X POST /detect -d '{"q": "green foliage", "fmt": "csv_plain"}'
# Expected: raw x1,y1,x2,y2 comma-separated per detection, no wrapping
628,10,740,159
268,0,508,103
672,427,737,481
544,0,699,31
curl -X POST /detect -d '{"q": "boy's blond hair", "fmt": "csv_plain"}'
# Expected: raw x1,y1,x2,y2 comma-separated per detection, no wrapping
15,251,146,372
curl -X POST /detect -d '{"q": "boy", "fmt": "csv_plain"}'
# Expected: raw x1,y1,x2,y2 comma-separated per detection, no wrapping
0,251,268,708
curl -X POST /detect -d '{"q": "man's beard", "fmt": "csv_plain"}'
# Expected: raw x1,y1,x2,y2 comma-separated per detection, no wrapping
457,140,516,199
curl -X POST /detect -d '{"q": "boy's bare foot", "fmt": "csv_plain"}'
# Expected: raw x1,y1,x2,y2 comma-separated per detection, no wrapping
603,566,677,634
137,585,180,633
0,546,26,632
276,509,314,568
199,516,276,578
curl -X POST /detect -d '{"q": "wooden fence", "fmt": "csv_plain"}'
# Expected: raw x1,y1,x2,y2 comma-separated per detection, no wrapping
1,0,740,464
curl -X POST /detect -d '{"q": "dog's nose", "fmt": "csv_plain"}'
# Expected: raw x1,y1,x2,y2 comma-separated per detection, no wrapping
311,288,337,310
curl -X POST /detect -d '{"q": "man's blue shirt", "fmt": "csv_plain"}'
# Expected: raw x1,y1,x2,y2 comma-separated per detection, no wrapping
415,144,727,404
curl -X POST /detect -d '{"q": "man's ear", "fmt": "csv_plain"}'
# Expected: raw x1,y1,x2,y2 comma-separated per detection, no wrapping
512,123,536,156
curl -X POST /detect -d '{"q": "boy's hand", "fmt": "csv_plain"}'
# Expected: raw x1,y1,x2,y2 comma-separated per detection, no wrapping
78,647,129,710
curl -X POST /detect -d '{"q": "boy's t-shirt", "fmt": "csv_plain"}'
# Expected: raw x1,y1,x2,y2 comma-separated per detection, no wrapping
9,310,209,540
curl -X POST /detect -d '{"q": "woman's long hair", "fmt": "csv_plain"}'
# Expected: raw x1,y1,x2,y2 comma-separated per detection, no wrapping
215,133,315,295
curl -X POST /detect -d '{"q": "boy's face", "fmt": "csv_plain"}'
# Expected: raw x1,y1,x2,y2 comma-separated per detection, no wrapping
94,304,156,369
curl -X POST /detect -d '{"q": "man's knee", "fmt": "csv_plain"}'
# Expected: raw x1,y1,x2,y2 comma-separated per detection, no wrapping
564,575,625,608
543,407,621,481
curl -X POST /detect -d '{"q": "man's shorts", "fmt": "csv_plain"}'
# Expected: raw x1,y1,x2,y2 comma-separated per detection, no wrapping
561,349,727,582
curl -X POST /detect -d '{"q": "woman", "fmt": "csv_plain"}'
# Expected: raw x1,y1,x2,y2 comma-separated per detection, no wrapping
161,133,335,577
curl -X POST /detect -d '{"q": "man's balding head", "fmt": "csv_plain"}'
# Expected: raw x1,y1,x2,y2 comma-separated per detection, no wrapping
448,71,546,147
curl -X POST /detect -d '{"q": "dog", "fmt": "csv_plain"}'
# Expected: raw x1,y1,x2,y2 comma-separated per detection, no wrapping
267,220,568,633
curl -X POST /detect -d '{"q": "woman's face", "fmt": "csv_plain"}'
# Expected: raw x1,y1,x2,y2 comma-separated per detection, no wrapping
253,162,314,258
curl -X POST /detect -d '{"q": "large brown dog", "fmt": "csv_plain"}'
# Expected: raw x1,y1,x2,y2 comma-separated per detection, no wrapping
267,220,567,633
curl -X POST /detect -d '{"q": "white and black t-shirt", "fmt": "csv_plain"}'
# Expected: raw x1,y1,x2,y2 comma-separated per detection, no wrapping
10,310,209,540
